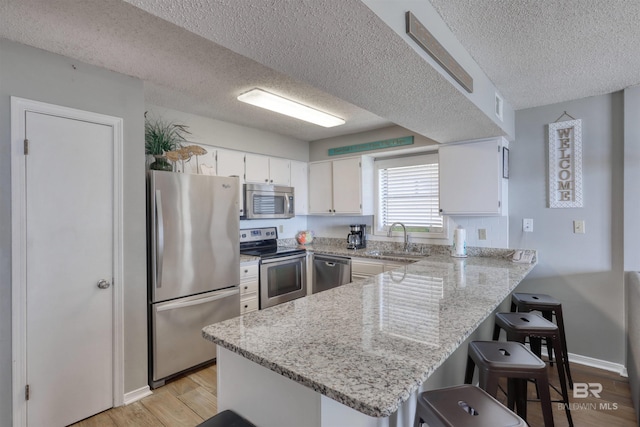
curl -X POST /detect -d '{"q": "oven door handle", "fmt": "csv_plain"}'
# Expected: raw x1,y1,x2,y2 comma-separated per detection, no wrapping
261,253,307,264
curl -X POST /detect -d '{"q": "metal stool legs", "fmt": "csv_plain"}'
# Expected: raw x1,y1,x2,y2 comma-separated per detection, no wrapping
511,292,573,388
493,312,574,427
464,340,555,427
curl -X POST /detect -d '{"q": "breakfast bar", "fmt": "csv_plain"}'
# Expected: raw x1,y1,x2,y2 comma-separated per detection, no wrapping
202,253,537,427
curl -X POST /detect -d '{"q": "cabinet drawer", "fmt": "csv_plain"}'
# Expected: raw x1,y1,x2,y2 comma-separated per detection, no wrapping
240,280,258,296
240,264,259,281
240,296,259,314
351,261,384,276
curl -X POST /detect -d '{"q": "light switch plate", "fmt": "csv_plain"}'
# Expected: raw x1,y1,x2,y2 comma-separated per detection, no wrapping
478,229,487,240
573,220,585,234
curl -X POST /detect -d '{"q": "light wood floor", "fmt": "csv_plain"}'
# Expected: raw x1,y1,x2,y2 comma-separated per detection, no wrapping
70,364,218,427
72,361,636,427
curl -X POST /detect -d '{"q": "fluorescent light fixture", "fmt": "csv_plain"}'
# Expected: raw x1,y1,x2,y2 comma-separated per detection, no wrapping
237,88,345,128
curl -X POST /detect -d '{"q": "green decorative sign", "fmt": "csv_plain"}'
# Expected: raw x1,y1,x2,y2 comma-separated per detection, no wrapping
328,136,414,156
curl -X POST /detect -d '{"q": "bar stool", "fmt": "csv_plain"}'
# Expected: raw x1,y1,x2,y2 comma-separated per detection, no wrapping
197,410,257,427
511,292,573,388
493,312,573,427
414,384,527,427
463,341,554,427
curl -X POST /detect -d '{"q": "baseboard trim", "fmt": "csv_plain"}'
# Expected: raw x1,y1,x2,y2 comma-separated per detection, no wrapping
531,345,628,377
123,385,153,405
568,352,628,377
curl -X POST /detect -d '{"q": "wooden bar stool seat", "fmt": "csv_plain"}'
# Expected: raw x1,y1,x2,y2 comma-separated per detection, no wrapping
414,384,527,427
464,341,554,427
493,312,574,427
511,292,573,388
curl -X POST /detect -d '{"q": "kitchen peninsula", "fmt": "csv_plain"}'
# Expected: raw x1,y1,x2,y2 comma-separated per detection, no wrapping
202,252,537,427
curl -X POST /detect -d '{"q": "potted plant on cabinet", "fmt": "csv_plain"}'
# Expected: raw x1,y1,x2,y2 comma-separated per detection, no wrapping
145,114,191,171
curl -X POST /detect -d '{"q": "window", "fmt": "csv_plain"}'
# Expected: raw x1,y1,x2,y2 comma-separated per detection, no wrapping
375,154,445,237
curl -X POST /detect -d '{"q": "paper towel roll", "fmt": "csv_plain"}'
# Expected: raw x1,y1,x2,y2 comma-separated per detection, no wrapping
452,227,467,257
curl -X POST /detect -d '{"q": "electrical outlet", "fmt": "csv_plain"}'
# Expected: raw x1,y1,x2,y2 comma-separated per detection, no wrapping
573,220,585,234
523,218,533,232
478,229,487,240
279,225,284,233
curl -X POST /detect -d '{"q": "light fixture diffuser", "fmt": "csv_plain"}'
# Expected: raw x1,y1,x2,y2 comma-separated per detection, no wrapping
237,88,345,128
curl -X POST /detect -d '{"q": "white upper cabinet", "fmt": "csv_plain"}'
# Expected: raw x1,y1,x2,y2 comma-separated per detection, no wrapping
290,160,308,215
245,154,291,186
308,156,374,215
438,137,508,216
308,161,333,214
174,143,216,175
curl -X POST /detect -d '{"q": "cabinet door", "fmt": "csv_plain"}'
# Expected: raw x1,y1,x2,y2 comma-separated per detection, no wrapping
308,161,333,214
245,154,270,184
196,145,218,175
332,157,362,214
439,139,503,215
290,161,308,215
269,157,291,186
185,144,216,175
217,149,246,215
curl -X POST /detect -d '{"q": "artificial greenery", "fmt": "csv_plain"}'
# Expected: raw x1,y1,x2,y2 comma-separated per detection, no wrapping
144,115,191,155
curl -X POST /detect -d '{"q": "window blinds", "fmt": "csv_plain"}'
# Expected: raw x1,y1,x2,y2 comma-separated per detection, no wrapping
378,162,443,231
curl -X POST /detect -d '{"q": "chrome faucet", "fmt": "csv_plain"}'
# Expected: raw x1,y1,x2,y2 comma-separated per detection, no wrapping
387,222,409,252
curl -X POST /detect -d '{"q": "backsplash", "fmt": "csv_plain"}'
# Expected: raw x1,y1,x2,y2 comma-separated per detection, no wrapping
305,215,509,248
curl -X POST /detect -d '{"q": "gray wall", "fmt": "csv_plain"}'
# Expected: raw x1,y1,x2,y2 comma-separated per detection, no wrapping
624,86,640,423
509,92,625,364
0,39,148,425
624,86,640,271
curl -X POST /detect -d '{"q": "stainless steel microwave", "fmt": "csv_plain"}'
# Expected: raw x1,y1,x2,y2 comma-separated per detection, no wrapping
243,183,295,219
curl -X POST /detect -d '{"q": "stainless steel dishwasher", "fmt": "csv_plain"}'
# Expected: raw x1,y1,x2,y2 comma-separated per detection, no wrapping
312,254,352,294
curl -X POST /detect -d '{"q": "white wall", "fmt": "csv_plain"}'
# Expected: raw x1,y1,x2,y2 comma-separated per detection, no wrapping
146,104,310,162
0,39,148,426
509,92,625,364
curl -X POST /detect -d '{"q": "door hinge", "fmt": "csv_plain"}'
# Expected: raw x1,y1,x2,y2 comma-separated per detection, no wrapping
498,145,501,152
24,139,29,155
25,384,30,401
498,201,501,208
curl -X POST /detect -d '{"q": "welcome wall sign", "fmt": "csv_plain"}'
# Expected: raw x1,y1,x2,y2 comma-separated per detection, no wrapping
548,119,583,208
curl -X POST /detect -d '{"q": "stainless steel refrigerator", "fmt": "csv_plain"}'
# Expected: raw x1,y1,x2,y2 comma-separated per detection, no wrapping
147,170,240,388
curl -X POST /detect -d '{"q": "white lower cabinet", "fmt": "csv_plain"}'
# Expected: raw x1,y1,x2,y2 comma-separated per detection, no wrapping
240,261,259,314
350,257,409,281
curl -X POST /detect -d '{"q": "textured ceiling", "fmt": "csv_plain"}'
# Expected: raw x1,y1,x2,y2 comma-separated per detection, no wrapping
2,0,635,144
429,0,640,110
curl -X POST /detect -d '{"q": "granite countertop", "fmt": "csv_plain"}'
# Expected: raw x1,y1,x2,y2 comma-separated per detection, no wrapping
239,254,260,263
203,253,537,418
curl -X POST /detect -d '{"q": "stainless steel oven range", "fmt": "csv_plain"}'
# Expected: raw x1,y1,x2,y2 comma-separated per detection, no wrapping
240,227,307,309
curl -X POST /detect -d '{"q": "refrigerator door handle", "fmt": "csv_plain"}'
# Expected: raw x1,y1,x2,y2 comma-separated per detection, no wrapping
156,288,239,312
155,189,164,288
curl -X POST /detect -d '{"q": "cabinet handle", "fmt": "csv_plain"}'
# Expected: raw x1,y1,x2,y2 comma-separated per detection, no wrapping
265,179,268,182
244,269,248,273
270,179,273,183
244,286,248,290
244,304,249,308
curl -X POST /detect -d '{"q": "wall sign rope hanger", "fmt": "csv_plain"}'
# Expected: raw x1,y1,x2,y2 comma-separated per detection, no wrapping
554,111,576,122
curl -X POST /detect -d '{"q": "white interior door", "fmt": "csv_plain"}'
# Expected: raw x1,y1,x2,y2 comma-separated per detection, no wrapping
25,111,114,426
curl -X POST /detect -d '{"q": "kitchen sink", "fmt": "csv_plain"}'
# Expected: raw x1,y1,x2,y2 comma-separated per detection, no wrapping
364,250,427,260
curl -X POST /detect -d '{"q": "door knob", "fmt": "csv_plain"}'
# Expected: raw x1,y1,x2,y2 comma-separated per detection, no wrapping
97,279,111,289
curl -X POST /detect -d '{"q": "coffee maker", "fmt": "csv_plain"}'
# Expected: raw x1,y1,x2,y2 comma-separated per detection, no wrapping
347,224,367,249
